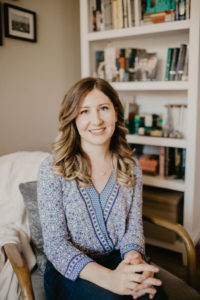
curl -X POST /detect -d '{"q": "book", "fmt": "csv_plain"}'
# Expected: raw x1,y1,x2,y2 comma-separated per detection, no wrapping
164,48,173,81
176,44,187,80
95,50,105,79
169,47,180,81
128,48,137,81
159,146,165,177
182,46,188,81
112,0,118,29
178,0,186,20
89,0,97,32
104,0,112,30
122,0,128,28
134,0,141,26
127,0,132,27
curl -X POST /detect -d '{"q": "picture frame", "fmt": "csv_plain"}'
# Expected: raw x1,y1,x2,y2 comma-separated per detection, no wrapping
0,2,2,46
4,3,36,42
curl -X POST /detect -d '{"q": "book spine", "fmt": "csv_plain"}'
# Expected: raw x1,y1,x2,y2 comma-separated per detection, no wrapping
164,48,173,81
127,0,132,27
182,46,189,81
178,0,186,20
112,0,118,29
159,146,165,177
176,44,187,81
169,48,180,81
134,0,141,26
186,0,190,19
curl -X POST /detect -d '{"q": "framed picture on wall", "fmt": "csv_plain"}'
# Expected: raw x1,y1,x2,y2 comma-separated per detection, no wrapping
4,3,37,42
0,2,2,46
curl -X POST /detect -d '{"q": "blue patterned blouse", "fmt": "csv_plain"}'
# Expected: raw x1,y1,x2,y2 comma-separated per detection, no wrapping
37,155,145,281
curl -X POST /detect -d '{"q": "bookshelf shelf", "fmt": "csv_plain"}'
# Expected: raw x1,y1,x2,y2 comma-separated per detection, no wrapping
126,135,186,148
88,20,190,41
143,175,185,192
80,0,200,246
111,81,188,91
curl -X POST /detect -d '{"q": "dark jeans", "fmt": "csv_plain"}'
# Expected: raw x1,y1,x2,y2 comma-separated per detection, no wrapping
44,251,168,300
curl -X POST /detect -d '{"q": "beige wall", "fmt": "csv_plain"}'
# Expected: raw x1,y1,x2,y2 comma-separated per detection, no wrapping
0,0,80,155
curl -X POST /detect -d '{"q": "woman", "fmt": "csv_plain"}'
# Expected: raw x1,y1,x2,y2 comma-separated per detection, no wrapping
38,77,167,300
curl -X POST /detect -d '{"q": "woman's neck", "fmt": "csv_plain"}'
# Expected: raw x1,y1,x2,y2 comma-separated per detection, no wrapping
82,144,111,163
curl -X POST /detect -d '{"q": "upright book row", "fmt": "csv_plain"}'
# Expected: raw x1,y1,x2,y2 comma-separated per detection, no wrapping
89,0,135,31
95,47,158,82
89,0,190,32
164,44,188,81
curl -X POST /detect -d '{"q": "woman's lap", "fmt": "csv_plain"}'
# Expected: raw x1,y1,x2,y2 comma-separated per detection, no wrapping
44,252,167,300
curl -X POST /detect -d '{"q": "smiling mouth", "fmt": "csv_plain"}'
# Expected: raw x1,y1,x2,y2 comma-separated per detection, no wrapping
89,128,105,134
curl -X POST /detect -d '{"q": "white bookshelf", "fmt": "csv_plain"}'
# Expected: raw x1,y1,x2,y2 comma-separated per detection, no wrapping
80,0,200,249
88,19,190,41
111,81,189,91
126,135,186,148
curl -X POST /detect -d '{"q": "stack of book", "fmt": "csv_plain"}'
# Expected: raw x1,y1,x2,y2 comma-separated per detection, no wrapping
164,44,188,81
133,145,186,179
95,47,158,82
142,0,190,25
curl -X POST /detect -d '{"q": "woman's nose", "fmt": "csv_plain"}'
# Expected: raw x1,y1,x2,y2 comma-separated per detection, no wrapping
92,110,103,125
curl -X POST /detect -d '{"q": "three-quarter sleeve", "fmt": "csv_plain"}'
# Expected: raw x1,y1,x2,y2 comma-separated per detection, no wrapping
37,156,93,281
119,159,145,259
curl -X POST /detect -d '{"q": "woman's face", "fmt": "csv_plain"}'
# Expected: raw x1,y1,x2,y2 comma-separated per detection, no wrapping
75,89,117,150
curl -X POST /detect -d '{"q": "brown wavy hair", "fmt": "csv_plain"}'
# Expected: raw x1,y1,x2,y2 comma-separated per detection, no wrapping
51,77,135,187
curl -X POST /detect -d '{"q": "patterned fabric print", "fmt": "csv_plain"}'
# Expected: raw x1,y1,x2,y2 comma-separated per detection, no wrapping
37,157,93,281
38,155,145,281
105,159,145,259
80,184,114,251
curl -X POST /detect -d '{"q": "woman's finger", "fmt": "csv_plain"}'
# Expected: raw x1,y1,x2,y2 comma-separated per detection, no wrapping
142,277,162,287
132,287,157,299
128,263,159,274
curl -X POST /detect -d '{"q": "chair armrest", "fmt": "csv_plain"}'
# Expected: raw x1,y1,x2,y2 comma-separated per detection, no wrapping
143,211,197,288
3,243,35,300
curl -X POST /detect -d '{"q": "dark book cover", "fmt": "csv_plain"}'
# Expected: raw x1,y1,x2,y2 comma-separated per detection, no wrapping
165,48,173,81
169,48,180,81
176,44,187,81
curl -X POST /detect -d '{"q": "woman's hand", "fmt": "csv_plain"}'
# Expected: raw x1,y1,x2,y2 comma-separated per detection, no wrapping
107,255,160,297
124,251,162,299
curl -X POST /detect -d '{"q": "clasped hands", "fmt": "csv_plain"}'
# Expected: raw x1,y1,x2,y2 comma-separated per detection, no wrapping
110,250,162,299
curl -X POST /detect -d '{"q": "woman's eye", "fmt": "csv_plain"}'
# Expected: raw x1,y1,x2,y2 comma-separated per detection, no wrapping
80,109,88,115
101,106,109,111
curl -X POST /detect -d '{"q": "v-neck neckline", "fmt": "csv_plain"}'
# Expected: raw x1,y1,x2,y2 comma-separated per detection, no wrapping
90,170,114,195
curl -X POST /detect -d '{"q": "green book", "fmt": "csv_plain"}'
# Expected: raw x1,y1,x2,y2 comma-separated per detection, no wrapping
164,48,173,81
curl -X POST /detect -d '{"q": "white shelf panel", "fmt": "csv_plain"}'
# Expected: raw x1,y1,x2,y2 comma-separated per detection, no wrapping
111,81,189,91
126,135,187,148
143,175,185,191
88,20,190,41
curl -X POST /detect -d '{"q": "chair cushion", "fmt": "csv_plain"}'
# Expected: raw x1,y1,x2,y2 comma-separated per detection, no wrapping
31,269,46,300
19,181,46,275
158,266,200,300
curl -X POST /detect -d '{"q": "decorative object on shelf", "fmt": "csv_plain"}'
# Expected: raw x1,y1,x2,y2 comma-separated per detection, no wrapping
0,2,2,46
163,104,187,139
4,3,37,42
134,52,158,81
